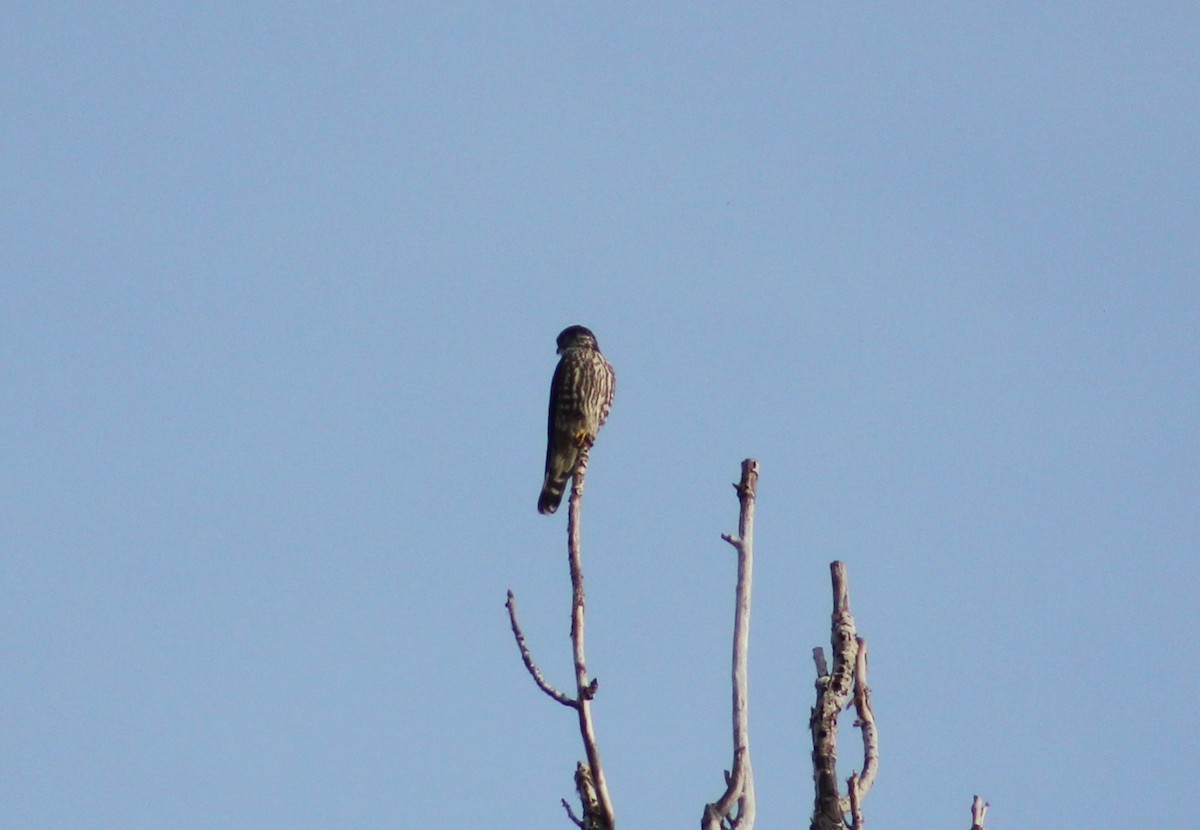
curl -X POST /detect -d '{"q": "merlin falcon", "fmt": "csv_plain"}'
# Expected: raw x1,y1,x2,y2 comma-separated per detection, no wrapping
538,325,616,515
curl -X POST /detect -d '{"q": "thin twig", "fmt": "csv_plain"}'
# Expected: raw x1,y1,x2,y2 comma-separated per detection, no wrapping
703,459,759,830
562,798,585,829
505,590,576,707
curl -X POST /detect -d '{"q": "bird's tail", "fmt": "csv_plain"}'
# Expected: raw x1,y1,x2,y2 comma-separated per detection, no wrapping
537,473,569,514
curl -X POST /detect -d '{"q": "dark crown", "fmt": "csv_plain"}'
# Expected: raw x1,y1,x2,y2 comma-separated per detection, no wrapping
556,325,598,350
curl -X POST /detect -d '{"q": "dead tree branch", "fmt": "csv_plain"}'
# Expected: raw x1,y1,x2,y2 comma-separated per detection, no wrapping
970,795,990,830
566,447,614,829
809,562,877,830
703,458,759,830
505,591,575,707
562,796,585,829
846,772,863,830
507,445,614,830
849,637,878,800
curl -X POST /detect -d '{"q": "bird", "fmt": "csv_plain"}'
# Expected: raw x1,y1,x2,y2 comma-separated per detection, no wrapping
538,325,616,515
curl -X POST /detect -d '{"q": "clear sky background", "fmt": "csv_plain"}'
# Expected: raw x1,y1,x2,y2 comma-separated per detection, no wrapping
3,4,1197,829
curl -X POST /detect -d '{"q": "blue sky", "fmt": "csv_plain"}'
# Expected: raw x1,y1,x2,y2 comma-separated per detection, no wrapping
3,4,1197,828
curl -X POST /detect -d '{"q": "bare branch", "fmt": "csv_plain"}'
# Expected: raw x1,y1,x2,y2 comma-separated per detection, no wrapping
506,590,577,708
704,459,759,830
850,638,878,799
703,753,746,830
812,647,829,678
810,561,862,830
562,798,585,829
508,444,614,827
847,773,863,830
970,795,990,830
566,447,615,830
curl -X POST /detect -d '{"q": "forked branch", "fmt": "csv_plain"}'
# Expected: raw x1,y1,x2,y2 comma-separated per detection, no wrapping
507,446,614,830
810,562,877,830
970,795,990,830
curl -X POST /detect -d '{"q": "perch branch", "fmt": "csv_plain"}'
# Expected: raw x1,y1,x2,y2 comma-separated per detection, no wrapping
566,447,614,830
703,459,759,830
507,444,613,827
505,590,576,707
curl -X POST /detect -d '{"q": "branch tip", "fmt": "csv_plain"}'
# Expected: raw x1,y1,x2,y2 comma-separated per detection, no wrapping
561,799,584,829
813,647,828,677
970,795,990,830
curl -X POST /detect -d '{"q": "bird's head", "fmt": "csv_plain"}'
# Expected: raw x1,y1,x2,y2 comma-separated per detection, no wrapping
556,325,599,353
